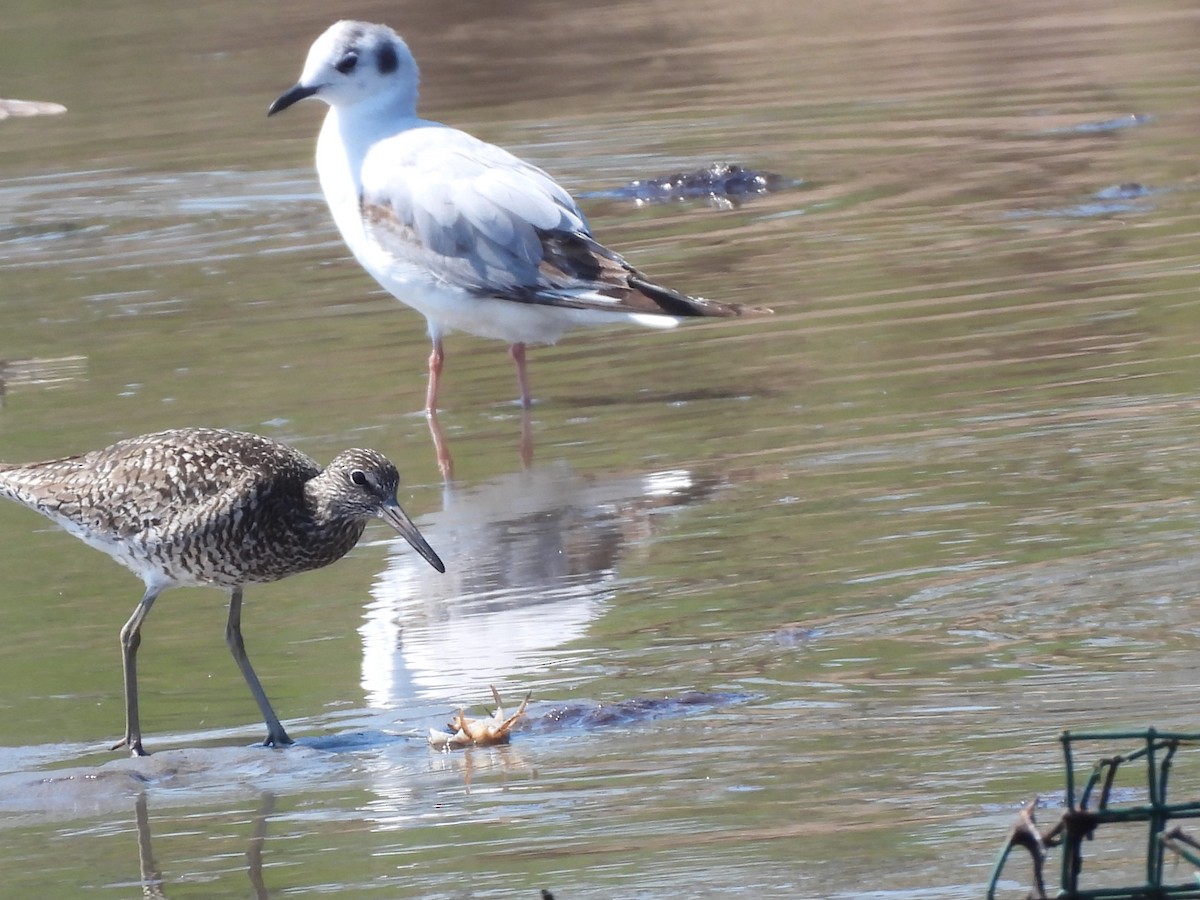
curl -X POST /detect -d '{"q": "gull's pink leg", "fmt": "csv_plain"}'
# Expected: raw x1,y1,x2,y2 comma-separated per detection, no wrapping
426,338,445,415
509,342,532,409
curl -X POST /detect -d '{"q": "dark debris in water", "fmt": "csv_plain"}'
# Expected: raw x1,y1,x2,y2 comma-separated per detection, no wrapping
771,623,821,647
1093,182,1152,201
582,163,790,208
1006,182,1157,220
0,221,98,245
1036,113,1154,135
521,690,750,734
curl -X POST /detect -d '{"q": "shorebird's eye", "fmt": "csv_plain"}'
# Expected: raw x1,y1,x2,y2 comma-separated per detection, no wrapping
350,469,369,487
335,51,359,75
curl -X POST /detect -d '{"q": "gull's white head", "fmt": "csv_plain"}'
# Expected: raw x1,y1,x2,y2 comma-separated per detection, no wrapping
268,21,419,118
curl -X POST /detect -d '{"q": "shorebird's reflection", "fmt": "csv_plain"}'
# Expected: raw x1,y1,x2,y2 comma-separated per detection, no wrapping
427,408,534,480
134,793,166,900
361,462,720,709
132,791,274,899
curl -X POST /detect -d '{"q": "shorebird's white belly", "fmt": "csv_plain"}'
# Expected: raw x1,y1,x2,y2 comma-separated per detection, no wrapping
54,517,198,590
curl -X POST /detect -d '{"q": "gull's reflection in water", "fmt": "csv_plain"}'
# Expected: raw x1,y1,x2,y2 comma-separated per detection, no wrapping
427,410,534,479
360,462,720,709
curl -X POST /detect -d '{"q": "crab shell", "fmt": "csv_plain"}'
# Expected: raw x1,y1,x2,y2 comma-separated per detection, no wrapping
429,685,531,750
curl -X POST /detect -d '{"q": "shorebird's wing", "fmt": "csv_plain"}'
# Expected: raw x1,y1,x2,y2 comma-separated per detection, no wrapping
359,125,746,318
0,430,312,542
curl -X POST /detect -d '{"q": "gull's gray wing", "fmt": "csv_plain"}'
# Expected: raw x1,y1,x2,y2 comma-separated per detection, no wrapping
360,124,584,292
360,124,749,318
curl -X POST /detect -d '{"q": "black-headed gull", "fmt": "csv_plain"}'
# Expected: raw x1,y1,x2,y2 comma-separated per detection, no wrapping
269,20,768,412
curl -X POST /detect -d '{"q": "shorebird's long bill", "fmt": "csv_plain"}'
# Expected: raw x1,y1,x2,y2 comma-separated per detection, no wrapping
380,501,446,573
267,83,318,116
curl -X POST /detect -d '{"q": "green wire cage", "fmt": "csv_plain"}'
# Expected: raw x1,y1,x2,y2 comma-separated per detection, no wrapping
989,729,1200,899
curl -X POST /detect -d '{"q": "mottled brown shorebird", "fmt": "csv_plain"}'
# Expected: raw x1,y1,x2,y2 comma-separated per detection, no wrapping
0,427,445,756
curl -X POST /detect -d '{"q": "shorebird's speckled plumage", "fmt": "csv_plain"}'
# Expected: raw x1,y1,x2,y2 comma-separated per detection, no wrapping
0,427,445,756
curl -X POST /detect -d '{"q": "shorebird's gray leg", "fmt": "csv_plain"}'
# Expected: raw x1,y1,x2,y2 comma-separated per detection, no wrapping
113,586,161,757
225,587,293,748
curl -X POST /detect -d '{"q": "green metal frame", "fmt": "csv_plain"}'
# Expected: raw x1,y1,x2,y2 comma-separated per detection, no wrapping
988,729,1200,899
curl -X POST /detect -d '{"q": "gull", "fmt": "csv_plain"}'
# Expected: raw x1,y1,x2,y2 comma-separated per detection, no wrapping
268,20,769,413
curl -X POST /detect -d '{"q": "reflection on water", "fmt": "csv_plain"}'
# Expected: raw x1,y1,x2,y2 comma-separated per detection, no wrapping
0,169,329,271
0,354,87,405
0,99,66,120
132,791,273,900
426,408,534,478
362,462,719,705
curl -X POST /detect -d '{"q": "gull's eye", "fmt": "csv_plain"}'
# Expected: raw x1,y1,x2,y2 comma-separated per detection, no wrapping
335,51,359,75
350,469,369,487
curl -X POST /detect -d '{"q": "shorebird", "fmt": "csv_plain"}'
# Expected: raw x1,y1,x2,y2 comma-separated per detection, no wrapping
268,20,769,412
0,427,444,756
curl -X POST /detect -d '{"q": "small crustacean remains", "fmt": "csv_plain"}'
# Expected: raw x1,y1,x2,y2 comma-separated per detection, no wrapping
429,685,531,750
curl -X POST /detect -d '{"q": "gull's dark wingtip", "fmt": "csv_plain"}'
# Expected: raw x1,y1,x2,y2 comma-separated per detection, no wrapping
627,275,773,318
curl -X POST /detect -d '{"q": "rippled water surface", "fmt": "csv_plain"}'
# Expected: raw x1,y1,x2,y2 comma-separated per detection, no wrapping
5,0,1200,897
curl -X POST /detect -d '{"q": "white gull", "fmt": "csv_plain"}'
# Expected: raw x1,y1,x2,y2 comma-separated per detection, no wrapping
269,20,768,412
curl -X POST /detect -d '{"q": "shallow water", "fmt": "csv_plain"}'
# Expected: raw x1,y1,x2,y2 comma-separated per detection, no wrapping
4,0,1200,896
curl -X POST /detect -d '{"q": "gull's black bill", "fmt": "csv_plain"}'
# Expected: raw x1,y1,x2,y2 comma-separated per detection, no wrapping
267,83,319,116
